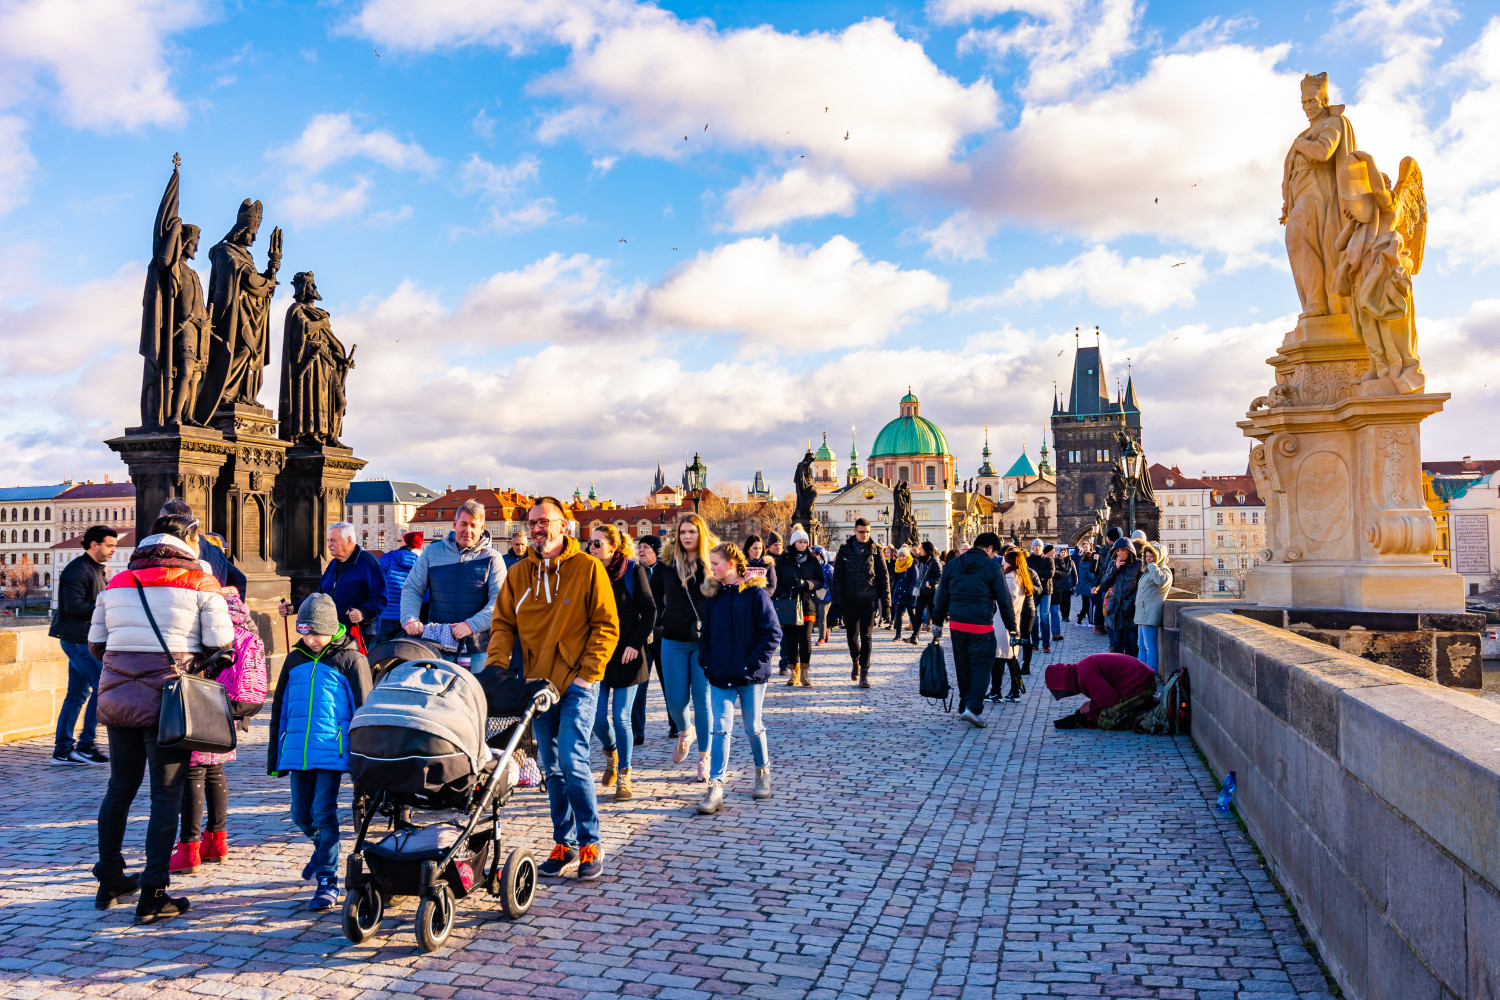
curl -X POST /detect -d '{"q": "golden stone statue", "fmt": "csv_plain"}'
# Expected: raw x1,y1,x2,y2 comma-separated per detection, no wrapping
1239,73,1460,613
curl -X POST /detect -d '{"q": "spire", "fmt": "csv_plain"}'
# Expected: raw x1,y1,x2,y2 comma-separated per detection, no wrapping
847,424,861,484
653,454,666,492
1038,425,1052,475
977,425,996,478
1062,327,1111,416
588,481,597,500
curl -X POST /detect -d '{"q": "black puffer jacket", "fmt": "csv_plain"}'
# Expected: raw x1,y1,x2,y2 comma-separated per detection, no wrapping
1054,553,1077,595
774,549,823,609
1027,551,1055,596
654,560,707,643
604,561,656,688
833,538,891,608
931,549,1017,634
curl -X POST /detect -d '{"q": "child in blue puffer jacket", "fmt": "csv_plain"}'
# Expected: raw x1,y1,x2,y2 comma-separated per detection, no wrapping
266,594,373,912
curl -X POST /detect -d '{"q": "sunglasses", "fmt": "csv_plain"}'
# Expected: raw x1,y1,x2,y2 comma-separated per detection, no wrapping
588,539,608,548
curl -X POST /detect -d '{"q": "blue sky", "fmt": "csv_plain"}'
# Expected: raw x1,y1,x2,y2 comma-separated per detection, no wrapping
1,0,1496,500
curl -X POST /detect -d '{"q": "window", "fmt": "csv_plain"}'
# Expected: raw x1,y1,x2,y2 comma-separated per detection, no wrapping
378,510,385,523
20,508,28,522
20,530,27,543
378,531,386,547
43,530,49,542
898,466,910,484
925,466,936,486
1251,512,1259,524
984,485,992,497
1216,512,1223,525
1216,557,1225,569
44,573,50,586
44,507,50,520
1218,580,1227,592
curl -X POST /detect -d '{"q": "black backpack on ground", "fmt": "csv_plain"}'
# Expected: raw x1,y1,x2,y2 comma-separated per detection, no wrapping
1133,668,1191,735
919,640,951,711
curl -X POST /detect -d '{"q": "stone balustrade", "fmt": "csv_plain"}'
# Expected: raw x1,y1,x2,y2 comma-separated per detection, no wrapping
0,626,70,743
1176,606,1500,999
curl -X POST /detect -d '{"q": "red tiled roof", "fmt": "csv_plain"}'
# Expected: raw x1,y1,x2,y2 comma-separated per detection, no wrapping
1150,463,1212,491
1423,459,1500,475
1202,475,1262,507
56,482,136,500
412,488,535,523
51,530,136,550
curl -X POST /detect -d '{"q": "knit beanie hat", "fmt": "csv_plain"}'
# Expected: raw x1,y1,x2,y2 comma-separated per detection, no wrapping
403,530,425,549
768,531,784,547
296,592,340,636
789,526,810,546
637,534,662,553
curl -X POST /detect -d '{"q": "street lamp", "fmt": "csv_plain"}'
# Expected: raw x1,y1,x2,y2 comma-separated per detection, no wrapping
1121,438,1140,533
880,505,891,547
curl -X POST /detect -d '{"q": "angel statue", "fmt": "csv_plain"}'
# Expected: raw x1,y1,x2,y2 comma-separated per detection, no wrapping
1333,151,1426,394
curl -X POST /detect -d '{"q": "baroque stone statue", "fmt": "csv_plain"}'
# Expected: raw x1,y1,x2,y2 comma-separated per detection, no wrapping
1280,73,1358,320
194,199,282,423
1333,152,1427,394
140,156,210,428
278,272,355,447
892,480,919,550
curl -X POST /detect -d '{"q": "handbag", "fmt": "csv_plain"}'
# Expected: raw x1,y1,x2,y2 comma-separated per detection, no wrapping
137,580,237,754
772,588,801,625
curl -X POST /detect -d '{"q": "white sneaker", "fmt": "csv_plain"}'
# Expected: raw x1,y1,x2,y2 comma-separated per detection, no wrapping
672,727,694,765
696,754,709,782
960,708,987,729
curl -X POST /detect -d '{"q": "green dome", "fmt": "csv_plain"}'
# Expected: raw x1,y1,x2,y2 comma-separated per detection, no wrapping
900,389,919,404
870,415,950,458
814,433,835,462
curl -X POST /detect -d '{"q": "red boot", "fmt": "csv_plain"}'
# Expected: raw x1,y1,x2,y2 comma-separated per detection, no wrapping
202,831,228,863
169,840,201,874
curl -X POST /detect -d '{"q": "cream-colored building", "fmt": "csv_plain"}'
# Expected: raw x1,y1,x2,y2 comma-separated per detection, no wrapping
1203,475,1266,597
814,478,956,552
55,480,135,545
1150,464,1212,592
346,480,441,552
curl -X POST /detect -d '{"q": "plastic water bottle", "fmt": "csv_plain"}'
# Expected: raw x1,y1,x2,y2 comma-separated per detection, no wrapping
1216,771,1236,813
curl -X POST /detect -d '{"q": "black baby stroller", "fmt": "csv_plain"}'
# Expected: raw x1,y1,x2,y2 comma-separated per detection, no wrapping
343,656,557,951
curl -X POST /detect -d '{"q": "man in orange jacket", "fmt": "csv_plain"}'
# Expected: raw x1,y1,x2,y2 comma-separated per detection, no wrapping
487,496,618,880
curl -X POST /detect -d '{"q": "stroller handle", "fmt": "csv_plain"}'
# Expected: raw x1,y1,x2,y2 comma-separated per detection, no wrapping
528,681,559,715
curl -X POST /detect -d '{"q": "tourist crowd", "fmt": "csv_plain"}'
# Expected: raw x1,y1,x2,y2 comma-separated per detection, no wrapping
49,493,1169,924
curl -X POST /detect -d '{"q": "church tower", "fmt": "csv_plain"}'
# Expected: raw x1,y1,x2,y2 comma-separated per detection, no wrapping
846,426,862,485
811,432,838,491
974,426,1000,500
1051,331,1157,542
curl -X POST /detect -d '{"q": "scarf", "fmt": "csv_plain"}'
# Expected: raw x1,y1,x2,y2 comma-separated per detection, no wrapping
894,554,914,574
605,550,629,582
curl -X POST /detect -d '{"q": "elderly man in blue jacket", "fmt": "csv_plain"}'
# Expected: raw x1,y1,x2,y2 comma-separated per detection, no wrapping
279,522,386,651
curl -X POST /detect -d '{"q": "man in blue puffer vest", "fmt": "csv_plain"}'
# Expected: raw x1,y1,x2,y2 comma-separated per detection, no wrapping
267,594,373,912
375,531,425,644
400,499,502,669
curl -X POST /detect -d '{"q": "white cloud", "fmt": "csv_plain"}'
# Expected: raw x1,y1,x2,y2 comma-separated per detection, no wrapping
649,235,948,351
350,1,999,202
590,155,617,174
0,115,35,216
272,112,439,175
0,0,209,131
459,153,557,233
269,113,439,227
722,169,858,231
945,0,1141,102
917,210,996,262
959,42,1297,260
969,245,1208,313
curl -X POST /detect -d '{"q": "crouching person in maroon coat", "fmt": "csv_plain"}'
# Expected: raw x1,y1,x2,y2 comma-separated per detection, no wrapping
1045,653,1156,730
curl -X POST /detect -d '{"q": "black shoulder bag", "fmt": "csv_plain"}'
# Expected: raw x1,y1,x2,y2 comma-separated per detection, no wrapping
139,580,237,753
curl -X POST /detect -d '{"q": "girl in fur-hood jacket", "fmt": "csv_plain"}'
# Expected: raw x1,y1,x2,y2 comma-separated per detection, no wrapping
694,542,781,815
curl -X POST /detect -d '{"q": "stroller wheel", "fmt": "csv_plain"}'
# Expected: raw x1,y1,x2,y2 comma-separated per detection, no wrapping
416,884,455,953
499,848,538,919
342,883,383,944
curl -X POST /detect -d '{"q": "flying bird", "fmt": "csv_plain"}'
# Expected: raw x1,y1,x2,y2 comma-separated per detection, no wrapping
373,47,380,57
825,106,828,112
1058,349,1064,356
703,124,709,131
672,247,678,251
843,131,849,140
1171,262,1185,267
1154,197,1159,204
683,135,688,141
619,238,627,243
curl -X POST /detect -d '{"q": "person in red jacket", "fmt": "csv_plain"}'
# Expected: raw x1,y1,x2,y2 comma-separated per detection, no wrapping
1045,653,1156,729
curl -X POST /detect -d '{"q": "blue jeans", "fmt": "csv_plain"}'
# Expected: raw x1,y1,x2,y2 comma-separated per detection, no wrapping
55,641,102,754
532,682,601,848
1049,600,1063,637
289,768,343,880
707,682,768,783
1033,594,1052,647
1138,625,1160,671
660,638,709,753
591,683,638,772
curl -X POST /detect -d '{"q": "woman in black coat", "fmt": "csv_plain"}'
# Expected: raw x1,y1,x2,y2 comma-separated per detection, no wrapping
587,526,655,801
1098,539,1142,657
773,526,824,687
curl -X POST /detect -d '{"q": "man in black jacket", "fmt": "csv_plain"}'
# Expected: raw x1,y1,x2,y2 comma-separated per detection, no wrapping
832,519,891,688
931,532,1017,728
1026,539,1056,654
49,525,118,765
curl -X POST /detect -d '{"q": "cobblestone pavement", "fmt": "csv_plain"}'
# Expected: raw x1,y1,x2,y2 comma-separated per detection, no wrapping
0,618,1334,999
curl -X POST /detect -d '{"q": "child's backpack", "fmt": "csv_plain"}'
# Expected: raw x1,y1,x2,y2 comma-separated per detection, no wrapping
1132,668,1191,735
918,640,951,710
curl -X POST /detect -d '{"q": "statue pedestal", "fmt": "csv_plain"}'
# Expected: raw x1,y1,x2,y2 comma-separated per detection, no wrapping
105,426,233,541
274,443,366,602
1238,314,1464,613
208,403,290,603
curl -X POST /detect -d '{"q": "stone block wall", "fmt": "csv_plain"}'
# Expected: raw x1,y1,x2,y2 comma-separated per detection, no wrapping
0,626,70,743
1181,609,1500,1000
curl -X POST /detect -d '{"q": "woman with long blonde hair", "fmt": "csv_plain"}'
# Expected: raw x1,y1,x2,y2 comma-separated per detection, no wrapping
656,513,719,780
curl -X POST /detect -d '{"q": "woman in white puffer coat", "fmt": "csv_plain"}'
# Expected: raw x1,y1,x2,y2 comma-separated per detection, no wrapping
89,515,233,925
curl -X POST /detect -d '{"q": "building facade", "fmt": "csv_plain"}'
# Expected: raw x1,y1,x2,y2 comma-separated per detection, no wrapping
814,478,956,551
1150,464,1212,593
0,483,70,596
55,481,136,545
410,487,535,548
1202,475,1265,596
346,480,441,552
